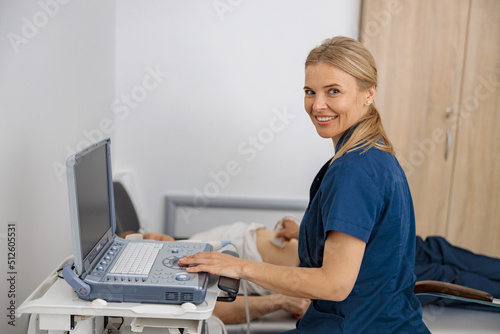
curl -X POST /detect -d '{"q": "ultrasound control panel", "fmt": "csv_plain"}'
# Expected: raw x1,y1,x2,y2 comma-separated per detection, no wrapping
71,240,213,304
86,241,213,287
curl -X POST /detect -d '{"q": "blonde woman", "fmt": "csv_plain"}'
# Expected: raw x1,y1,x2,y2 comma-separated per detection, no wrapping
180,37,430,333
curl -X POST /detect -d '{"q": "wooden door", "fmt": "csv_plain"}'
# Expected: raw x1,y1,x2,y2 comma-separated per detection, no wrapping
360,0,470,237
446,0,500,256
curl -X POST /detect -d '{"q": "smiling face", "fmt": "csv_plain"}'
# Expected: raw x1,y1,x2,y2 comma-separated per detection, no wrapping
304,62,375,147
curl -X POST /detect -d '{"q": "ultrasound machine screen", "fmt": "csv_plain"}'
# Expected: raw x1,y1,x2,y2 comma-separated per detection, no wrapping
74,144,111,260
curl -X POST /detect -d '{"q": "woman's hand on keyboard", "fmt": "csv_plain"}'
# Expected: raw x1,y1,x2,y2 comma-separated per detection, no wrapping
178,251,245,279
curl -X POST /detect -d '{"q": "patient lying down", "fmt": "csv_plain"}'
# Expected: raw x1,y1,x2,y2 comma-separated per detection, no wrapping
123,218,500,323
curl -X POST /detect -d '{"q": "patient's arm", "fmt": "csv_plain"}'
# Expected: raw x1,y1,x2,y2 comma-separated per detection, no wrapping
142,232,175,241
213,294,310,324
120,231,175,241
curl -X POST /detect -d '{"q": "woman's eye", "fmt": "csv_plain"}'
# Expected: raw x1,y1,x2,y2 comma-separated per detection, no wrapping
328,88,339,94
305,90,315,95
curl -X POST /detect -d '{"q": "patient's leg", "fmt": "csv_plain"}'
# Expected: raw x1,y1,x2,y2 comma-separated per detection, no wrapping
416,236,500,281
255,229,299,267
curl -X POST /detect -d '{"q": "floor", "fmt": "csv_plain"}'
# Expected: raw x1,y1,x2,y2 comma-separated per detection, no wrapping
422,306,500,333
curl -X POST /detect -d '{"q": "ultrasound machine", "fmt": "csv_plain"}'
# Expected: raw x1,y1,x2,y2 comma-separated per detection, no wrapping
17,139,238,334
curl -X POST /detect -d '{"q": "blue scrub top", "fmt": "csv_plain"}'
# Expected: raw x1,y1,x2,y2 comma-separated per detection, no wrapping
296,129,430,333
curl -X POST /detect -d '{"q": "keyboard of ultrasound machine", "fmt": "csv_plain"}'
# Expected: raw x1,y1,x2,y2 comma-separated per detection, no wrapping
88,240,210,286
110,242,162,275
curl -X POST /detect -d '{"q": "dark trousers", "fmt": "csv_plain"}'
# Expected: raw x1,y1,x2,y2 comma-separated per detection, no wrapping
415,236,500,312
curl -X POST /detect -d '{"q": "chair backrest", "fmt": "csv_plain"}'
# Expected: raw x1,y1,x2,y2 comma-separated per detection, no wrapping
113,181,141,236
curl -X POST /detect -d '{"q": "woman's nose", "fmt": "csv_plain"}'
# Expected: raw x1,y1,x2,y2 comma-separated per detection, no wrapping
312,94,327,112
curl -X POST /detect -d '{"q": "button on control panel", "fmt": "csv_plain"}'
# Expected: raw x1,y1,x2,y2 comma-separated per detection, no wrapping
88,241,125,280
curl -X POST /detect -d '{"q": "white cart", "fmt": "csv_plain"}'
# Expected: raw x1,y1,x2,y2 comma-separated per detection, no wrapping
18,256,223,334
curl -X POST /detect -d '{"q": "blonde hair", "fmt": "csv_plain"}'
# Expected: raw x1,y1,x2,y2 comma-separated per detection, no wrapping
305,36,394,163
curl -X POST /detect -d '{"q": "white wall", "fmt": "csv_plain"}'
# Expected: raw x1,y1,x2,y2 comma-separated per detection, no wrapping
0,1,115,333
0,1,361,332
113,0,362,235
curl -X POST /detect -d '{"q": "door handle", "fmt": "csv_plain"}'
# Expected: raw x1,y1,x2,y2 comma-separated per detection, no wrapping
445,130,451,160
444,108,453,160
446,107,453,118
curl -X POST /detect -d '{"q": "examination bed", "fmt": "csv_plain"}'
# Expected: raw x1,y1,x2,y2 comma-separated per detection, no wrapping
162,192,500,333
112,179,500,333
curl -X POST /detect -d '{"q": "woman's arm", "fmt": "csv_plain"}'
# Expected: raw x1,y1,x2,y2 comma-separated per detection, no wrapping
274,217,300,241
213,294,310,324
179,230,366,301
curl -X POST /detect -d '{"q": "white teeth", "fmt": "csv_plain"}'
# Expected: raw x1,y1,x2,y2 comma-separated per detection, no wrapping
317,116,337,121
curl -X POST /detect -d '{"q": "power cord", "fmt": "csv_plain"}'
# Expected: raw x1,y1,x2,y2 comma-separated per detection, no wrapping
210,316,228,334
242,281,251,334
222,241,251,334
